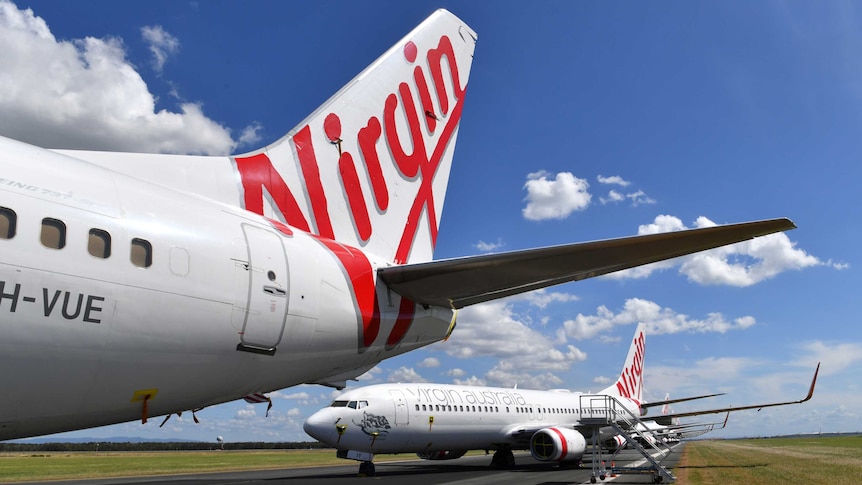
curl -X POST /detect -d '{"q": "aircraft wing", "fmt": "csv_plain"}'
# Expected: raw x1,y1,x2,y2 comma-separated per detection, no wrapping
640,392,725,410
379,218,796,309
654,363,819,425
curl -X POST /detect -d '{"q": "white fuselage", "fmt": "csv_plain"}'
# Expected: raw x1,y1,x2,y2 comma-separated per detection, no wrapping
0,136,454,440
303,382,641,454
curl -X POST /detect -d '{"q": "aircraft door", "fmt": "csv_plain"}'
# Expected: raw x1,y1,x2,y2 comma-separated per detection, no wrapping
236,224,289,352
389,390,409,426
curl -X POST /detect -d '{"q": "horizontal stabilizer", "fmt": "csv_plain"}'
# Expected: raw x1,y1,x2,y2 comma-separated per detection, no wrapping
378,218,796,308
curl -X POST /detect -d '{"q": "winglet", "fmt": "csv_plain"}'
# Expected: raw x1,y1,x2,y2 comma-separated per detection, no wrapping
801,362,820,403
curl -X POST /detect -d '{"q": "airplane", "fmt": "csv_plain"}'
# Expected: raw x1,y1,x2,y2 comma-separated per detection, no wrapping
0,9,798,442
303,323,819,477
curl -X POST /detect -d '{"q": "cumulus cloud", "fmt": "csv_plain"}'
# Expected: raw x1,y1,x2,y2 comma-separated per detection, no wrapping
475,238,504,252
443,299,588,373
522,171,591,220
387,367,427,383
597,175,631,187
514,288,579,309
140,25,178,73
562,298,757,340
797,341,862,375
605,215,831,285
417,357,440,368
597,175,655,206
0,1,247,154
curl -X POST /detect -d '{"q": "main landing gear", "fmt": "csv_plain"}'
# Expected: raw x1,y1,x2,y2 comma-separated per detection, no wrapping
490,449,516,468
357,461,376,476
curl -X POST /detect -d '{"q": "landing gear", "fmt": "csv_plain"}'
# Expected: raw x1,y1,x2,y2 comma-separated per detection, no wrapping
357,461,376,476
490,449,515,468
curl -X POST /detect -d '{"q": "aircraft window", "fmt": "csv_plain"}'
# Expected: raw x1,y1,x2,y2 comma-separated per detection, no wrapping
330,400,349,407
422,404,427,411
131,238,153,268
358,401,368,409
460,405,464,412
88,229,111,258
41,218,66,249
0,207,16,239
415,404,419,411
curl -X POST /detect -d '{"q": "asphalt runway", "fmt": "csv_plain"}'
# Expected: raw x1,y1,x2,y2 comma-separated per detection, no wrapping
13,445,683,485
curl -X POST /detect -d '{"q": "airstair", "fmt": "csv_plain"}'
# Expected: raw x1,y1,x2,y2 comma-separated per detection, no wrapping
579,395,676,484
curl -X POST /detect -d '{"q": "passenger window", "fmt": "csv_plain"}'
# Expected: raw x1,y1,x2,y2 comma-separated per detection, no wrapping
88,229,111,258
131,238,152,268
41,218,66,249
0,207,16,239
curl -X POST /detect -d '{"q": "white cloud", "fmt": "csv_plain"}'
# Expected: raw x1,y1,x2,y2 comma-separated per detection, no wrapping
453,375,486,386
605,215,828,285
436,299,589,389
475,238,504,252
600,190,625,204
140,25,178,73
513,288,579,309
597,175,631,187
237,121,263,148
387,366,427,383
596,175,654,206
522,171,591,220
0,1,246,155
562,298,757,340
446,368,466,378
417,357,440,368
235,406,256,419
796,341,862,375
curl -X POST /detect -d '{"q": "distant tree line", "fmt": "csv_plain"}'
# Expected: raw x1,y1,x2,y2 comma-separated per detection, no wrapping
0,441,331,452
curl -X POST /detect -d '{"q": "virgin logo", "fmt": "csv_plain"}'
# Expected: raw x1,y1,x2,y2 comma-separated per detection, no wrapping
233,34,467,351
616,331,646,400
233,34,466,265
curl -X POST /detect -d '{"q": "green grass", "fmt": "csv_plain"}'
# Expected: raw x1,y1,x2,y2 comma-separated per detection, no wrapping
0,449,418,482
676,436,862,484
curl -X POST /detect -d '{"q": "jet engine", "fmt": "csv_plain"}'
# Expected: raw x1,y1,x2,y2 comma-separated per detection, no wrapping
529,427,587,462
416,450,468,460
603,434,626,451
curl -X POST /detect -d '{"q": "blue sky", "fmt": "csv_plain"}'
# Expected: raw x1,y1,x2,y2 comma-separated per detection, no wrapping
1,0,859,443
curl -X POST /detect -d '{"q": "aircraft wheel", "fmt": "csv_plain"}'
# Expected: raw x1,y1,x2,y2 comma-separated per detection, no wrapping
590,477,597,484
600,474,606,480
367,462,376,476
503,450,515,468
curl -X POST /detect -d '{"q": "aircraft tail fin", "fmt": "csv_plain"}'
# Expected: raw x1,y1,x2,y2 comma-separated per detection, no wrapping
232,9,477,264
600,323,647,403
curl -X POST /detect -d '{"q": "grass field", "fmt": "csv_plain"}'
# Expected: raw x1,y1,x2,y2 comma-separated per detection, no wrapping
0,449,412,482
676,436,862,484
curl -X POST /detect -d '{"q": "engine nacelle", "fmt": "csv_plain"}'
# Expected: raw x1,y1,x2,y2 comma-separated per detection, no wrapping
603,434,627,451
529,427,587,462
416,450,467,460
636,434,657,447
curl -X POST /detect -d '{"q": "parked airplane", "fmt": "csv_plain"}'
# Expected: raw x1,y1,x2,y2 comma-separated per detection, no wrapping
303,324,818,476
1,9,797,441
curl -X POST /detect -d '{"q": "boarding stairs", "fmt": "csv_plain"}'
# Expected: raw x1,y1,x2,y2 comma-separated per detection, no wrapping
579,395,676,484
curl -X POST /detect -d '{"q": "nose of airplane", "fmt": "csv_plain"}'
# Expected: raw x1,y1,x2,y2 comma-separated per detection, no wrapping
303,408,337,444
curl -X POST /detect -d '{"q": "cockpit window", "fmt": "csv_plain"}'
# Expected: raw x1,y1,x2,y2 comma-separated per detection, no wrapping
358,400,368,409
330,400,349,407
348,401,357,409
